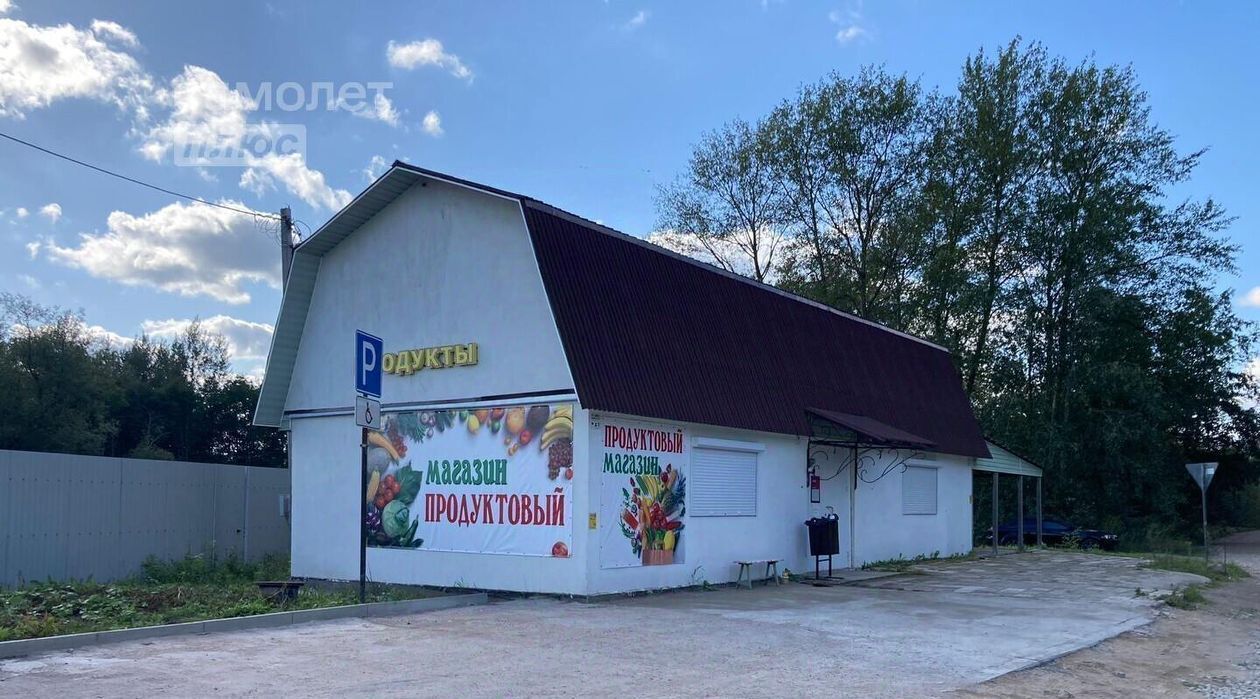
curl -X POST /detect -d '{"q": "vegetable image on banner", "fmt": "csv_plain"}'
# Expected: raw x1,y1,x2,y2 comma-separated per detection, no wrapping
363,404,575,557
599,419,687,568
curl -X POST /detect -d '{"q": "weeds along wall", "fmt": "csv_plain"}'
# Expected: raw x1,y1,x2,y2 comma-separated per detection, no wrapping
851,451,975,566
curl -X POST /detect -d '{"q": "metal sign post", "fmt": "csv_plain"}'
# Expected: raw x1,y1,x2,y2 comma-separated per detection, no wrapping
355,331,384,604
1185,462,1217,564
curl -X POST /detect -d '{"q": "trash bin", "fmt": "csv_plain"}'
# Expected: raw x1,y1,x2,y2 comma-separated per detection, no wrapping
804,514,840,579
805,515,840,556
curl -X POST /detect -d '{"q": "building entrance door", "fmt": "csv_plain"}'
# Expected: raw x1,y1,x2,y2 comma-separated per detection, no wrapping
807,445,853,571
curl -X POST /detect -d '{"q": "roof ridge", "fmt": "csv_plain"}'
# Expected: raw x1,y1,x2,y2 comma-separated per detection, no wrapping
300,159,948,353
520,199,949,353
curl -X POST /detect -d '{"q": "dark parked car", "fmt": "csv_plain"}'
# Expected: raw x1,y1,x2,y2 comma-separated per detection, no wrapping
983,517,1119,550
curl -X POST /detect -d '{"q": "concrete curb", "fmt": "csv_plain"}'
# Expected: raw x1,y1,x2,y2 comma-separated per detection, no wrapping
0,592,487,660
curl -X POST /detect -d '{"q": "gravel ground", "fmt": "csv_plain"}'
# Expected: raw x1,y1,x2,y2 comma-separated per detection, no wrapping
0,550,1208,698
956,531,1260,699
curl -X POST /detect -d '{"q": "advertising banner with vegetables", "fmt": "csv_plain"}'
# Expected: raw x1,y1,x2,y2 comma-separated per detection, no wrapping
598,418,687,568
364,403,576,557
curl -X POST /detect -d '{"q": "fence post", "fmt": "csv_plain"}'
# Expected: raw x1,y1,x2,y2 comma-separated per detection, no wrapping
992,472,999,555
243,467,251,562
1017,475,1025,552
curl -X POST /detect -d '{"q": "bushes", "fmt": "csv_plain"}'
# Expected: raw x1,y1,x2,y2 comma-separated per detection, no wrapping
1114,519,1198,554
1221,481,1260,529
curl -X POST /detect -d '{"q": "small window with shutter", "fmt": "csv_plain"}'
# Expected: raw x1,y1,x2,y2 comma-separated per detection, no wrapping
902,465,938,515
691,447,758,517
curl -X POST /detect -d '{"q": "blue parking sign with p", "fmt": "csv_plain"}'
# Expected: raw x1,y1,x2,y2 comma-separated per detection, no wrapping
355,330,383,398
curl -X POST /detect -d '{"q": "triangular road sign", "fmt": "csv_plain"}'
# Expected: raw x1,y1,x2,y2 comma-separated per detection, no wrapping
1185,462,1217,492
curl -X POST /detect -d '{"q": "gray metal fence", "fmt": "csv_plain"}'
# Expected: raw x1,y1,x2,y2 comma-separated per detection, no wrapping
0,449,290,587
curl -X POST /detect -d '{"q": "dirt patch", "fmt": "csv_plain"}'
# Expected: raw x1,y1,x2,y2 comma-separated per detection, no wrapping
955,533,1260,699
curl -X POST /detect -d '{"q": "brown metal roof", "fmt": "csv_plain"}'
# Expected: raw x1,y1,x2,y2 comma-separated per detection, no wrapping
257,161,989,458
522,201,990,458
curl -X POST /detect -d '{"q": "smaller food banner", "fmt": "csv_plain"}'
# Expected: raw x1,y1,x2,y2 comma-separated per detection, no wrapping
364,403,575,557
599,419,687,568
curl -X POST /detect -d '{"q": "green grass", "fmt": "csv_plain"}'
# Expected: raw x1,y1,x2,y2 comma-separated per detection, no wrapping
861,556,919,572
1074,549,1249,610
1142,553,1249,585
1162,584,1207,609
860,550,974,572
0,552,432,642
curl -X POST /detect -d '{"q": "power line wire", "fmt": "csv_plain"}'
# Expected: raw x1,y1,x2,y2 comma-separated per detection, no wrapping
0,131,282,222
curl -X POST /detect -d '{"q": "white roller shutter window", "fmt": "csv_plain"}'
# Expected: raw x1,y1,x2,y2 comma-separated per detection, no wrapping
902,465,938,515
691,447,758,517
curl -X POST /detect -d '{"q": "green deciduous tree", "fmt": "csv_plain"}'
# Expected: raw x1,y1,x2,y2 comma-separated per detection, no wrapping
0,293,285,466
657,39,1260,535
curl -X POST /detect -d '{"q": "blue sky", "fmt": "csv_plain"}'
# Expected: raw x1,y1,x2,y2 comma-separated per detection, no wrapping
3,1,1258,377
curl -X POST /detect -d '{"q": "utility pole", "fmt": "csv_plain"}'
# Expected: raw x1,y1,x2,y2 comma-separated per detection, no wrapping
280,207,294,287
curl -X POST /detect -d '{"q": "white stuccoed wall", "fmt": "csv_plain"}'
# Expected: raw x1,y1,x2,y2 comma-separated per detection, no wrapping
282,174,977,593
285,179,573,412
851,451,975,565
584,413,813,595
285,177,585,592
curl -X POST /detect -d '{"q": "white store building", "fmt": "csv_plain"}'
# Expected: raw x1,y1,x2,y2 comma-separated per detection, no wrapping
254,162,994,596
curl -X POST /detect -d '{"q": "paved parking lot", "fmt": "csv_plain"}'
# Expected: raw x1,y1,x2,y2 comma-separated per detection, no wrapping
0,551,1206,698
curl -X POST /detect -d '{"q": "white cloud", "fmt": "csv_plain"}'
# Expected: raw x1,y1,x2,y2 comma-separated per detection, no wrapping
39,202,60,222
139,65,251,162
17,273,38,289
386,38,473,81
828,7,868,45
44,199,280,304
362,154,388,182
1247,357,1260,410
81,322,133,350
242,152,351,211
142,315,274,362
142,66,351,211
835,25,866,43
625,10,650,30
349,91,400,127
12,313,271,375
0,16,155,119
15,206,28,218
646,229,783,283
6,316,132,350
1239,287,1260,308
88,19,138,48
23,240,38,257
0,18,351,213
0,1,13,16
421,110,443,137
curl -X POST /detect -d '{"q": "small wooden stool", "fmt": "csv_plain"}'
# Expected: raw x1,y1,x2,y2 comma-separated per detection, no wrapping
735,559,781,589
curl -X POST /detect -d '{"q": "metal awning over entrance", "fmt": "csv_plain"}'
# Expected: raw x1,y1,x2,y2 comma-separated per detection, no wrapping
805,408,937,451
975,440,1044,553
